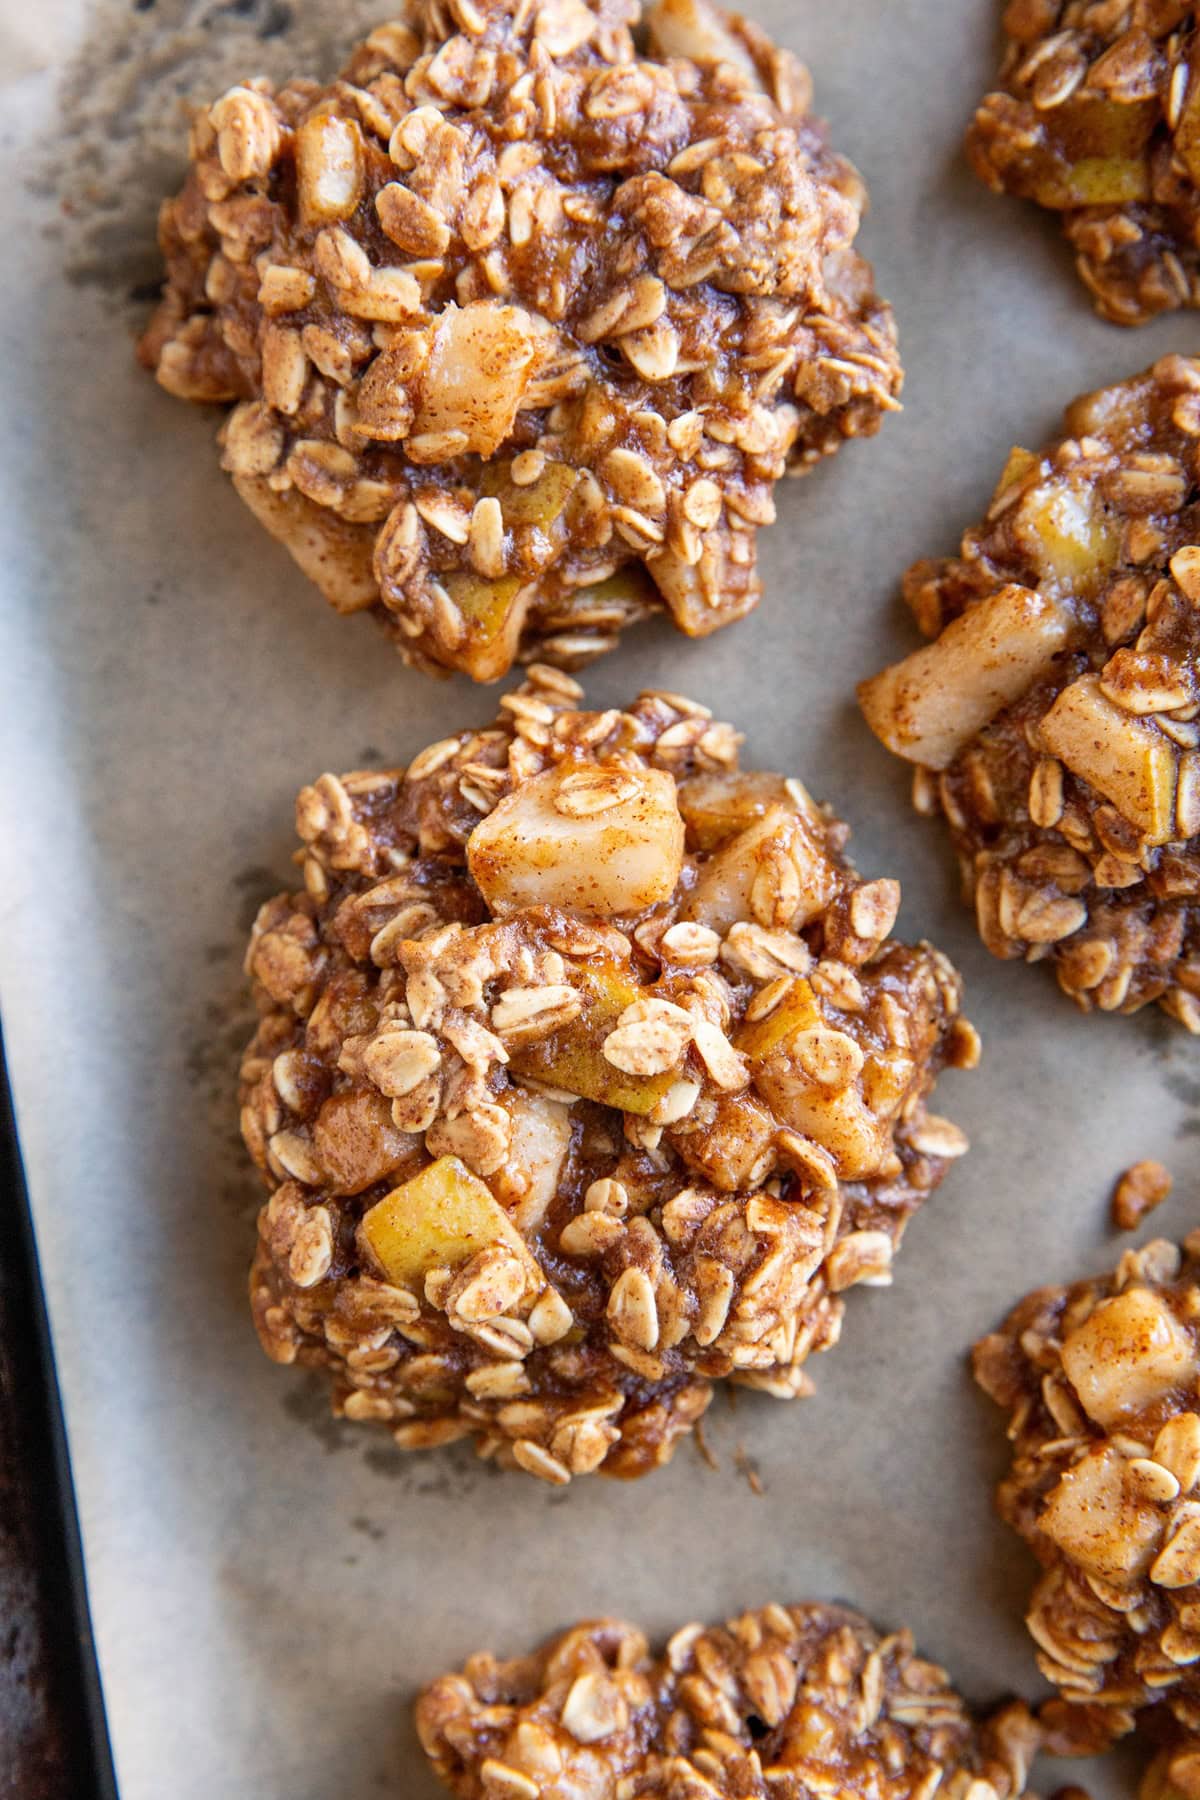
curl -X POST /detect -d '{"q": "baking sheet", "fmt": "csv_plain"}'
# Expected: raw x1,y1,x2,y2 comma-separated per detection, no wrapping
1,1,1196,1793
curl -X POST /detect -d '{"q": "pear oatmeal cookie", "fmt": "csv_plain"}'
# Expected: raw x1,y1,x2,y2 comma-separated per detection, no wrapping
974,1231,1200,1758
967,1,1200,325
416,1602,1039,1800
240,674,976,1483
137,0,902,681
859,356,1200,1032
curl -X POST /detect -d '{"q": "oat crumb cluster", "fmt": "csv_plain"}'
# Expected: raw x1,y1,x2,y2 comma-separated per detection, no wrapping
974,1232,1200,1759
240,673,975,1483
860,356,1200,1033
416,1603,1038,1800
139,0,901,679
1114,1159,1175,1232
968,0,1200,325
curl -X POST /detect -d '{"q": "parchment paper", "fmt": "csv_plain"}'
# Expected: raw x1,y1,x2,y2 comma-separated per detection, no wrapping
1,2,1196,1793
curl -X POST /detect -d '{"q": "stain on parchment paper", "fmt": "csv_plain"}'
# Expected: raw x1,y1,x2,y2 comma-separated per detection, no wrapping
41,0,385,295
186,975,262,1219
281,1378,363,1456
183,863,289,1225
1160,1033,1200,1137
279,1372,509,1499
233,860,288,932
1167,1070,1200,1136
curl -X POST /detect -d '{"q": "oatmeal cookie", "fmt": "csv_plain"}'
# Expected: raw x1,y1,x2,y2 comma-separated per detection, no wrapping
416,1602,1038,1800
859,356,1200,1032
138,0,901,680
241,672,975,1482
974,1231,1200,1756
967,1,1200,325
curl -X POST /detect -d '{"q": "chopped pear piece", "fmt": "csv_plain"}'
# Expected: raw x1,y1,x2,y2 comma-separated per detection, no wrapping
678,771,800,851
444,572,525,637
481,459,577,529
436,464,575,683
860,1051,917,1116
859,585,1072,771
645,539,760,638
764,1080,886,1178
311,1089,414,1195
1061,1287,1197,1428
735,975,821,1063
751,1065,886,1179
232,475,380,615
1013,480,1120,596
737,978,886,1177
991,445,1039,507
1041,675,1178,844
684,806,839,934
1027,155,1151,209
442,572,532,682
489,1092,574,1236
508,964,678,1115
1052,96,1157,163
559,565,658,620
1063,372,1159,445
1010,97,1156,208
468,762,685,917
1040,1444,1162,1584
360,1155,541,1291
413,304,539,457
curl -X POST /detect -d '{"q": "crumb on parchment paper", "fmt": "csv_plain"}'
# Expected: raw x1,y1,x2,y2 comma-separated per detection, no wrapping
1113,1160,1174,1233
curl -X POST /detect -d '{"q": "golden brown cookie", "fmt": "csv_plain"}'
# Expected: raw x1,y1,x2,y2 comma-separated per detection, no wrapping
241,672,975,1482
860,356,1200,1031
967,1,1200,325
416,1603,1038,1800
139,0,901,678
975,1231,1200,1756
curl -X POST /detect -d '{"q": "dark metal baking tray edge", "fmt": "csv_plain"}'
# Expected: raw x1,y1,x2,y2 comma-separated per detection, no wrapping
0,1020,119,1799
